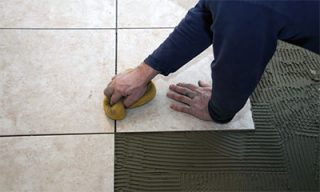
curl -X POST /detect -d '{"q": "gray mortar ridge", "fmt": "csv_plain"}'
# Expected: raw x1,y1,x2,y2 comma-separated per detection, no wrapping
114,41,320,191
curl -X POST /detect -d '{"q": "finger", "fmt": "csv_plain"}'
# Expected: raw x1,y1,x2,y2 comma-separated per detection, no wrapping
198,80,211,87
170,103,193,115
104,85,113,98
112,75,117,80
169,84,194,96
110,92,123,105
177,83,198,91
123,86,147,107
123,94,139,108
167,91,192,105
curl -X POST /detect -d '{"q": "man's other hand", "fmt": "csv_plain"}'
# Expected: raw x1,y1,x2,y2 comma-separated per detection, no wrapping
167,81,213,121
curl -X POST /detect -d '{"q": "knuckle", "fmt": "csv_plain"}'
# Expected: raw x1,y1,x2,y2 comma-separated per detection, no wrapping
114,87,124,95
177,87,185,92
181,107,188,112
113,86,119,92
171,86,178,91
177,95,183,100
168,92,175,97
176,107,183,112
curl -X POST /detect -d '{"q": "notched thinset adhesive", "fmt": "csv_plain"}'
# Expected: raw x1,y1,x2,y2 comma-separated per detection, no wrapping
115,41,320,191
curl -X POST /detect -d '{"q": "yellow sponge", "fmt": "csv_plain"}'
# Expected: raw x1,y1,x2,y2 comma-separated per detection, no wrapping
103,97,126,120
103,81,156,120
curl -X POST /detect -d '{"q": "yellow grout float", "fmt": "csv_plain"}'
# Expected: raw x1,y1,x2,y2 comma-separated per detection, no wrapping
103,81,156,120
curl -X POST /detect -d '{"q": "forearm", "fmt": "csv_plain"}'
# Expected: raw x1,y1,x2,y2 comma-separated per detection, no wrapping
145,0,212,76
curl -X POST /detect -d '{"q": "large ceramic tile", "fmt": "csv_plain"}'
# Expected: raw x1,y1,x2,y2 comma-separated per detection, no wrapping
0,30,115,135
0,0,115,28
116,29,254,132
118,0,198,28
0,134,114,192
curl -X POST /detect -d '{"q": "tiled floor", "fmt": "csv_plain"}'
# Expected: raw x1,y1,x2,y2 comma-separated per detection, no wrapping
118,0,197,27
0,135,114,192
0,0,115,28
0,30,115,135
0,0,253,191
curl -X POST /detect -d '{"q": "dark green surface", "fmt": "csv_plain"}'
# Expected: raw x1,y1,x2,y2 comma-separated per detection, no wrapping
115,41,320,192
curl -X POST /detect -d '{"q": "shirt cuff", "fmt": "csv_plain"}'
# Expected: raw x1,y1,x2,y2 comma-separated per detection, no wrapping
144,55,171,76
208,99,235,124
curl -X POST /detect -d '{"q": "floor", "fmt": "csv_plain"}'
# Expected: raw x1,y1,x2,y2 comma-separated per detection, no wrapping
1,0,319,191
114,42,320,191
0,0,253,191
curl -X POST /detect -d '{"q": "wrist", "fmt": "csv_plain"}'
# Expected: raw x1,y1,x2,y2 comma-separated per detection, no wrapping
138,62,159,83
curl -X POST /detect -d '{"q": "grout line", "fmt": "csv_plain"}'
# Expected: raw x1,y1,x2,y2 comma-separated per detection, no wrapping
0,27,175,30
115,120,117,133
114,0,118,187
115,0,118,76
0,132,115,138
113,129,255,134
114,0,118,133
0,28,116,30
118,26,175,29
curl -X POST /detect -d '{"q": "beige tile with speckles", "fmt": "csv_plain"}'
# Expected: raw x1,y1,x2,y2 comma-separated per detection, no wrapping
116,29,254,132
0,0,115,28
0,30,115,135
0,134,114,192
118,0,198,28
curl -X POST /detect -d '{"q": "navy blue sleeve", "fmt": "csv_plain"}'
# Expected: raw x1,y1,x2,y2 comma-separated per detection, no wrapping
144,0,213,75
208,2,279,123
145,1,281,123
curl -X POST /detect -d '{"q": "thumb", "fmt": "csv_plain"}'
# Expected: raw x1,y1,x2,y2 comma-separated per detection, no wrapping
198,80,211,87
110,92,122,105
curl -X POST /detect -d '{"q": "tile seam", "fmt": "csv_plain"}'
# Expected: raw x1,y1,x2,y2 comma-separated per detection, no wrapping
0,132,114,138
118,27,175,29
114,1,118,191
0,27,174,30
114,0,118,133
0,28,116,30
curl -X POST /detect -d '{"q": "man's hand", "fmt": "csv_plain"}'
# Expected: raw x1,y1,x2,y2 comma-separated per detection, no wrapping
104,63,158,107
167,81,213,121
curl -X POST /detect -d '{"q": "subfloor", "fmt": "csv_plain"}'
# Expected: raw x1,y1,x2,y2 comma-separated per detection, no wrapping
0,0,319,191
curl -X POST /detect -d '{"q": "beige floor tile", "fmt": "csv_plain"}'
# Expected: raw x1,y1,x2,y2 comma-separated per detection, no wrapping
0,30,115,135
0,134,114,192
116,29,254,132
0,0,115,28
118,0,198,28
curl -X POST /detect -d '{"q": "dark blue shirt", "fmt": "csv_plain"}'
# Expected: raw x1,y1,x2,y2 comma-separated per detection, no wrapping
144,0,320,123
